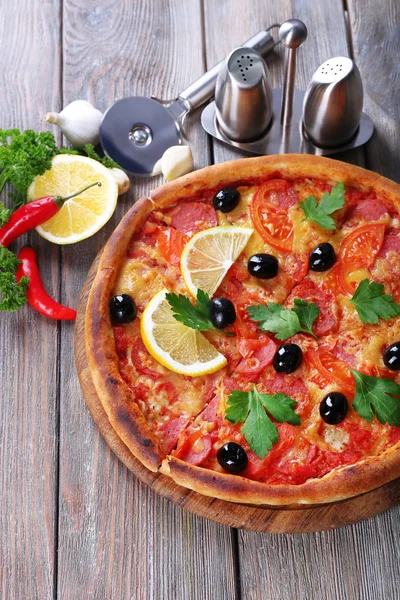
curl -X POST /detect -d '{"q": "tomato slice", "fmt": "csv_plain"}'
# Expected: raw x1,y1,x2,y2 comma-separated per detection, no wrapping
155,226,189,266
250,180,296,252
324,224,386,296
339,223,385,266
306,350,355,396
233,303,259,339
174,430,213,466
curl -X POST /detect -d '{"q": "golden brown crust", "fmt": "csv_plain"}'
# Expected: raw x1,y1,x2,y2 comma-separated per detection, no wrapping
161,444,400,506
150,154,400,209
85,196,160,472
86,155,400,503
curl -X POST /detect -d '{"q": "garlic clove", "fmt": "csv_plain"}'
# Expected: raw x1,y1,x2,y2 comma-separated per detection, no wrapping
44,100,103,149
152,158,163,176
110,168,131,195
160,146,194,181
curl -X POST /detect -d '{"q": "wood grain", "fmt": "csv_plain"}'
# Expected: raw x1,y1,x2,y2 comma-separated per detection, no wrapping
75,251,400,534
348,0,400,183
203,1,400,599
57,1,236,599
1,0,399,597
0,1,61,599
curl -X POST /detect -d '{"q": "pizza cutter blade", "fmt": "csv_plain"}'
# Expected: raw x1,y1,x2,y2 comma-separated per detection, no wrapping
100,25,280,176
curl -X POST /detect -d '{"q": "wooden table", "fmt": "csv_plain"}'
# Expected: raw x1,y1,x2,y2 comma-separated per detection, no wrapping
1,1,399,598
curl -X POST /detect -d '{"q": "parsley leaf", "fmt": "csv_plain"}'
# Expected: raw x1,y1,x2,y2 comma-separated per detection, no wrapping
0,201,11,227
0,245,29,311
226,386,300,458
166,289,234,335
299,182,345,230
292,299,320,331
0,129,58,198
351,370,400,426
247,299,319,340
350,279,400,324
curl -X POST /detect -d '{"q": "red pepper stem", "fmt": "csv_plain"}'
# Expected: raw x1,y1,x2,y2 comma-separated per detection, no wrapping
53,181,102,207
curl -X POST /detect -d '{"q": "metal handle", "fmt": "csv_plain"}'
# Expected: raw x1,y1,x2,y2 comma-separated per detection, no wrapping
179,28,279,111
279,19,308,127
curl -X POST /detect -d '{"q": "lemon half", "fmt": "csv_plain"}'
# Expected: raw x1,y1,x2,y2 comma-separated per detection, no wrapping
180,226,253,297
140,289,227,376
27,154,118,244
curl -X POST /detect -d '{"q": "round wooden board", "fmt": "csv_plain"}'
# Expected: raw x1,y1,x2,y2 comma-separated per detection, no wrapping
74,251,400,534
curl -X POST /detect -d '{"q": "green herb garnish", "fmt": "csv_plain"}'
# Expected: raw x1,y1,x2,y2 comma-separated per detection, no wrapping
0,245,29,311
166,289,234,336
225,385,300,458
247,299,320,340
299,182,345,230
352,370,400,426
0,129,58,207
350,279,400,324
0,202,11,227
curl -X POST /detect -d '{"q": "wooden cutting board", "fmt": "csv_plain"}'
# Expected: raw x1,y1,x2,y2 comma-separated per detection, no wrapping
74,252,400,533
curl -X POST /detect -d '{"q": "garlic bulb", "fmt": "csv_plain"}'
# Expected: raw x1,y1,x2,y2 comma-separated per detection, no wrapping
157,145,194,181
44,100,103,149
110,168,130,195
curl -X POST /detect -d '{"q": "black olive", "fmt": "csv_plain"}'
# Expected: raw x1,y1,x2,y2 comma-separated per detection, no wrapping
273,343,303,374
212,187,240,213
248,253,279,279
320,392,348,425
309,243,336,272
383,342,400,370
210,297,236,329
109,294,137,323
217,442,248,474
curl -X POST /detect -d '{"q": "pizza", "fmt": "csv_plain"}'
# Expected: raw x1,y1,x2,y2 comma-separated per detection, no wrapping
85,155,400,506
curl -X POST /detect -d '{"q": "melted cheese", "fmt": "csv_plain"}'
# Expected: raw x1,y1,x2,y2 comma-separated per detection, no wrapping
324,426,350,452
290,205,330,255
217,186,255,228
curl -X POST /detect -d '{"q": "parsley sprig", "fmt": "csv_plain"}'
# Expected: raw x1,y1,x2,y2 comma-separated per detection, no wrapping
350,279,400,324
300,182,345,230
166,289,234,336
0,202,11,227
225,386,300,458
247,299,320,340
0,245,29,311
352,370,400,426
0,129,58,209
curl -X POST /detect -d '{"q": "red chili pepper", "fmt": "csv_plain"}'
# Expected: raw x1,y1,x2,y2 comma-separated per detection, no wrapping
0,181,101,247
16,247,77,320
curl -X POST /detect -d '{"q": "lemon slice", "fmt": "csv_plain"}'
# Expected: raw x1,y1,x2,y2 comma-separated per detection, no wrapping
27,154,118,244
140,289,227,376
181,226,253,297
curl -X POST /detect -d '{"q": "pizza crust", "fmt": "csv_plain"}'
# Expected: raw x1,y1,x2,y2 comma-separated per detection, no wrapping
85,197,161,472
85,155,400,504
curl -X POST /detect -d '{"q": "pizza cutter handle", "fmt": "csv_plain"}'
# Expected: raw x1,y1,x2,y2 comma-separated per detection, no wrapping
178,27,279,111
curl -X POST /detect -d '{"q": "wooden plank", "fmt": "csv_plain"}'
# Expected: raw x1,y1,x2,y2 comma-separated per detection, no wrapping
0,1,61,599
347,0,400,182
238,511,400,600
56,1,237,598
204,1,399,599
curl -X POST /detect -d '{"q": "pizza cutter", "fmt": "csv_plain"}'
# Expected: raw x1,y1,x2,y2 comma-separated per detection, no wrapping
100,25,280,176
